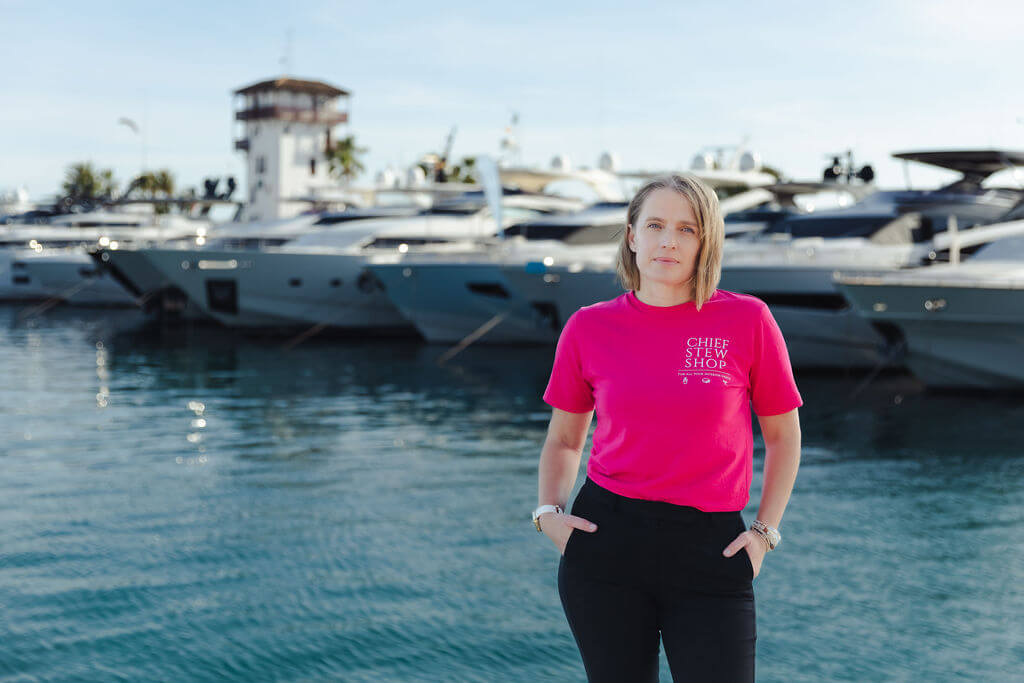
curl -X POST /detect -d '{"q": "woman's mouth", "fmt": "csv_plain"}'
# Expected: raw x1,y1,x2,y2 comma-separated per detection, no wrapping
654,257,678,263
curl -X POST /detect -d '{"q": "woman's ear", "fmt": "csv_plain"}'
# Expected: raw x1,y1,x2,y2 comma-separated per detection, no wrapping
626,224,635,252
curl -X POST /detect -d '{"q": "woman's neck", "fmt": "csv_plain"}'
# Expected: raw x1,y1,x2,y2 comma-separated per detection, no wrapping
634,281,695,307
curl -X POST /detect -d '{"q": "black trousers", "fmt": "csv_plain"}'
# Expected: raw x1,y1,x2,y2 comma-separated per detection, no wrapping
558,477,756,682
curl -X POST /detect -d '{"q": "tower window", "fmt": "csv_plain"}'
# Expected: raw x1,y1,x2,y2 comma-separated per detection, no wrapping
257,156,265,174
310,158,317,176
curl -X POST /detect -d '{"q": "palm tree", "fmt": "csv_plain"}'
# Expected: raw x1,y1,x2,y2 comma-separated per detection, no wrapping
133,172,156,197
327,135,368,183
125,169,176,213
62,162,117,204
153,169,175,196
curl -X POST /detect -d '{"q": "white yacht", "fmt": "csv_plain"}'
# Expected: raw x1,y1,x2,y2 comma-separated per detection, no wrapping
366,177,865,346
476,150,1024,368
0,187,33,218
711,150,1024,367
835,230,1024,389
1,211,211,304
366,204,627,344
93,208,417,319
113,189,582,331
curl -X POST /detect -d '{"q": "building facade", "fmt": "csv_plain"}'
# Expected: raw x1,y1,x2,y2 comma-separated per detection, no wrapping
233,77,350,221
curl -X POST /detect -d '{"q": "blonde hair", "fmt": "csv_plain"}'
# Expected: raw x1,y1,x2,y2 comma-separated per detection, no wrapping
615,173,724,311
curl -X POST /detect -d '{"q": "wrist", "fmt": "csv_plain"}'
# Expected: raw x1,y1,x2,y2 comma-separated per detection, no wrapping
750,519,781,551
532,504,563,532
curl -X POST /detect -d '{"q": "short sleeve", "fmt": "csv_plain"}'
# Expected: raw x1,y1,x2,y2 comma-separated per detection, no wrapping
542,312,595,413
749,303,803,416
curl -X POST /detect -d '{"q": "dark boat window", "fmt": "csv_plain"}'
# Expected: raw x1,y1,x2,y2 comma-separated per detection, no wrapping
206,279,238,314
366,237,452,248
418,205,483,216
314,215,367,225
218,238,289,249
767,215,894,238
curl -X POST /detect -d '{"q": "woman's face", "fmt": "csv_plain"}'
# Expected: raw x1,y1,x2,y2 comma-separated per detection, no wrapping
628,187,701,292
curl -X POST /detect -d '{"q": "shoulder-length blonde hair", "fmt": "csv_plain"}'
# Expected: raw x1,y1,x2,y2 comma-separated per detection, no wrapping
615,173,724,311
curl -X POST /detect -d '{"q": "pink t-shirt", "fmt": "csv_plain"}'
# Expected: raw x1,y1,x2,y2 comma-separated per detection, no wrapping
542,288,802,511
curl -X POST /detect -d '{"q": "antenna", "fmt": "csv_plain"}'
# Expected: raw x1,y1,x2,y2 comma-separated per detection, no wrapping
440,126,457,178
280,27,294,75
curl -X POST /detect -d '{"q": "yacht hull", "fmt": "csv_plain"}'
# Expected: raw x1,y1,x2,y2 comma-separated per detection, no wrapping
719,264,893,369
496,261,893,368
0,249,136,305
837,281,1024,388
368,261,567,344
135,248,415,334
94,248,212,321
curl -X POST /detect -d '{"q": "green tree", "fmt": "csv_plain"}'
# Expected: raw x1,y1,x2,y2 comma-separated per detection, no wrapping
415,154,477,184
153,169,174,196
61,162,117,205
451,156,477,184
128,169,176,213
327,135,368,182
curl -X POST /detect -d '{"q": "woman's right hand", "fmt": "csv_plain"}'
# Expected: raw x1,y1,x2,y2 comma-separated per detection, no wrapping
540,512,598,555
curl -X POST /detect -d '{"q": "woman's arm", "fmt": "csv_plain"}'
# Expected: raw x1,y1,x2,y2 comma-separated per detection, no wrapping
537,408,597,550
754,407,801,529
723,407,801,574
538,407,594,510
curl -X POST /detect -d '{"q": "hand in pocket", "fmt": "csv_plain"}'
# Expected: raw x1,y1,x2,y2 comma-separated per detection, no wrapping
539,512,598,555
723,530,765,579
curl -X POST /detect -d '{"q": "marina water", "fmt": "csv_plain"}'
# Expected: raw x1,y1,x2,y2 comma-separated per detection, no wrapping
1,305,1021,681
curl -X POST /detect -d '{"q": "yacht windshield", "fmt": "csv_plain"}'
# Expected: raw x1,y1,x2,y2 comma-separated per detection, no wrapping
971,234,1024,261
766,214,895,239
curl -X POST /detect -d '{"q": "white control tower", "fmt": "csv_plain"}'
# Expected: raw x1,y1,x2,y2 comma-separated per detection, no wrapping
233,77,350,221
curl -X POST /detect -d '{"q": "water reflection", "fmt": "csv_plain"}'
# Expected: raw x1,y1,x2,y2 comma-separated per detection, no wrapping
1,305,1021,681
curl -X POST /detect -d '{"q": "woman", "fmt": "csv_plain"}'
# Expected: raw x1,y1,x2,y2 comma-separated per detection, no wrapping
533,174,802,682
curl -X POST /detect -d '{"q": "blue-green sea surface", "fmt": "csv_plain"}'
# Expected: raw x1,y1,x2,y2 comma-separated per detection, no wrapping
0,306,1021,681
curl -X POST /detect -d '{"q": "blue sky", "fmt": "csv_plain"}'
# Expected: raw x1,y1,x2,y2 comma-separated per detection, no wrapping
3,0,1024,201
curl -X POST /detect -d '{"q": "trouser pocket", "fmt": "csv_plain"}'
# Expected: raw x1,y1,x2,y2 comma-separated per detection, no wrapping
708,513,754,586
561,488,638,582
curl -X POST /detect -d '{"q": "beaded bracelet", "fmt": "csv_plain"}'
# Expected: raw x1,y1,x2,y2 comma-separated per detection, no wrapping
750,526,772,551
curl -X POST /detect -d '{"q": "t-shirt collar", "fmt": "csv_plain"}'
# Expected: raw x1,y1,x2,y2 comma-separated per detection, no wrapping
624,289,717,315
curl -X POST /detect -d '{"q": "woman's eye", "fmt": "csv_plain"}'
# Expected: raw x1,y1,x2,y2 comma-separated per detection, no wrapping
682,226,695,234
646,222,661,229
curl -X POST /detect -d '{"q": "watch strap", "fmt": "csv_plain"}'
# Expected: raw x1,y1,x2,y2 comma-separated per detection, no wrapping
532,504,563,532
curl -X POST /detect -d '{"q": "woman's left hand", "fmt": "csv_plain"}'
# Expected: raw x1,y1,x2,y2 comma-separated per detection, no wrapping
723,531,766,579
